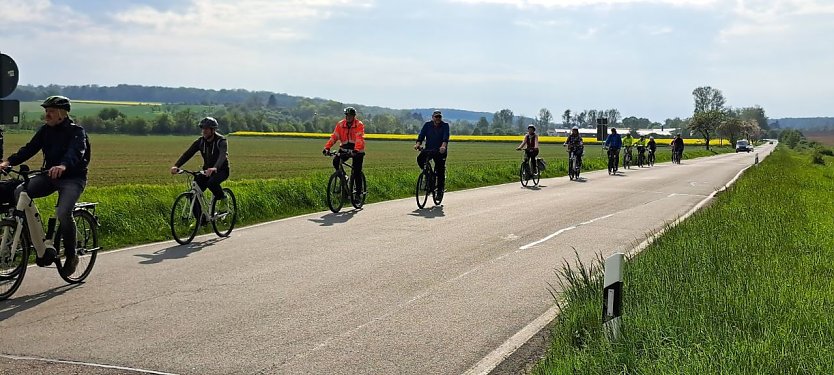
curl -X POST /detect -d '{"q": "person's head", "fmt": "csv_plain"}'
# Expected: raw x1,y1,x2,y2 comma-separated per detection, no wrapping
527,124,536,134
625,133,632,138
344,107,357,122
40,95,71,126
676,133,681,138
640,135,645,140
649,136,654,140
571,126,579,135
432,110,443,124
199,116,219,138
610,127,617,134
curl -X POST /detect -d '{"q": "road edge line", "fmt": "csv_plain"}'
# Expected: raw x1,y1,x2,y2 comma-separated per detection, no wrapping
0,353,180,375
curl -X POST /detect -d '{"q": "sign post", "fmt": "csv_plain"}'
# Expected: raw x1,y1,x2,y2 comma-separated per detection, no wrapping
602,252,624,340
0,52,20,125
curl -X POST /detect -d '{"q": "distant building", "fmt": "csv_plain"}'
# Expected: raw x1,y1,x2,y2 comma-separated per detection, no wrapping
549,128,598,137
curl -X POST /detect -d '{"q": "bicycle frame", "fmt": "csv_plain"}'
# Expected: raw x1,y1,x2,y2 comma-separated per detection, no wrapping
184,178,211,222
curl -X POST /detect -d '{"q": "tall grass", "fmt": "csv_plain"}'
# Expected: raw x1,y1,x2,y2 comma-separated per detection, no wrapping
534,147,834,374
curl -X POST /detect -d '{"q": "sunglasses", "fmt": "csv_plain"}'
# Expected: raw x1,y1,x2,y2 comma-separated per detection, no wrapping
433,115,442,119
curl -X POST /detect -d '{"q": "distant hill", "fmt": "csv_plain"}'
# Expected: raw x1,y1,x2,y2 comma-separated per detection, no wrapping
770,117,834,130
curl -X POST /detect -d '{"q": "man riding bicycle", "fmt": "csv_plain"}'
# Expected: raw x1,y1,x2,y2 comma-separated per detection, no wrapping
622,133,635,166
671,133,684,162
322,107,366,196
170,117,230,208
604,128,623,170
564,125,584,168
516,124,539,176
647,136,657,163
0,96,90,275
414,110,450,194
635,135,647,166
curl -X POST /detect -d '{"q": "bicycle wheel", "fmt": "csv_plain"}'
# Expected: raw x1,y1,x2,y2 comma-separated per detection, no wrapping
170,192,200,245
432,173,444,205
0,219,29,300
519,163,530,187
211,188,237,237
57,210,98,284
416,171,430,209
349,172,367,209
531,162,540,186
326,172,345,213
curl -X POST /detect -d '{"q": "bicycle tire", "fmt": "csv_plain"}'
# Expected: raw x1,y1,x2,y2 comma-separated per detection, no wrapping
211,188,238,237
57,210,98,284
326,172,345,213
520,163,530,187
0,219,30,300
416,171,431,208
349,172,367,209
170,192,200,245
432,172,444,205
531,163,540,186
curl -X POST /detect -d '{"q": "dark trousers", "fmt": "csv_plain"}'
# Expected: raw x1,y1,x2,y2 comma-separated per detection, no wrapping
195,168,229,201
15,175,86,254
417,151,447,189
524,149,539,172
608,148,621,168
333,152,364,192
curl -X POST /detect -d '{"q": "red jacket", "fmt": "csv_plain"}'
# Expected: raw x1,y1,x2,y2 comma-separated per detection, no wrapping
325,119,366,152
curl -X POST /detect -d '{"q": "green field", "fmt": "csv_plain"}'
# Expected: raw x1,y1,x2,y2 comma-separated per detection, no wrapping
19,101,214,122
1,133,732,250
535,146,834,374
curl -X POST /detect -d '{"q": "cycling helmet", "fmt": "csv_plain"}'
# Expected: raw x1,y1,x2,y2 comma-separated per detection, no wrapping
40,95,71,111
528,124,536,130
571,126,579,130
199,117,219,129
650,136,654,140
344,107,357,116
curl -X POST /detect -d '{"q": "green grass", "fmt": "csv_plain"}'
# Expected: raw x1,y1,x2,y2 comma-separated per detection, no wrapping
534,147,834,374
1,133,732,250
19,101,213,122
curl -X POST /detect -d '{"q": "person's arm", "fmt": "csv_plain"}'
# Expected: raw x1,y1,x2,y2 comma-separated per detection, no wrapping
355,121,366,152
415,123,427,149
517,135,528,150
174,138,200,168
213,138,228,169
59,127,87,170
324,124,339,151
6,127,45,166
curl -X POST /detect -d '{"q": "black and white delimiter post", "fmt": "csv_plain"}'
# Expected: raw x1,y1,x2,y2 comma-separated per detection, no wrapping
602,252,624,340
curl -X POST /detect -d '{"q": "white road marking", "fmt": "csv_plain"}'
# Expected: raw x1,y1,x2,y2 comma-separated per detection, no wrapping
0,354,180,375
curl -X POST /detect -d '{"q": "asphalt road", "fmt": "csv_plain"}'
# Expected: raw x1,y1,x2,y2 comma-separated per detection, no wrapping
0,145,774,375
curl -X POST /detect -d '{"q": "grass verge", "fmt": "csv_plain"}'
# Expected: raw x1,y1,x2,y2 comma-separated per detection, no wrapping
534,147,834,374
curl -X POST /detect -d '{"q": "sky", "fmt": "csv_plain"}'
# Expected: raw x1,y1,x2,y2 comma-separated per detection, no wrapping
1,0,832,121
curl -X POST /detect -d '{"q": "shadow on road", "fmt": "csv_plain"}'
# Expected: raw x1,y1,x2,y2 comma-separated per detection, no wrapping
308,210,360,226
523,184,546,191
571,177,588,183
409,205,445,219
0,283,81,321
134,237,226,264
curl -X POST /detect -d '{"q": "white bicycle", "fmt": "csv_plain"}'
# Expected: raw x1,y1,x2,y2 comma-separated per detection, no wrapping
170,169,238,245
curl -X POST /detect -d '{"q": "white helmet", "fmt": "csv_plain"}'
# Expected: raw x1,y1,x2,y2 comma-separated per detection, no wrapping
571,126,579,130
649,136,654,140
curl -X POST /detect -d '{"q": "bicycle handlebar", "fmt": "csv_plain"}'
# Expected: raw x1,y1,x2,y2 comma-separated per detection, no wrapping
175,168,205,176
1,165,49,179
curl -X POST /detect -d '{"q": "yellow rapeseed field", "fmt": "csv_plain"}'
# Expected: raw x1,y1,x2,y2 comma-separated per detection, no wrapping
232,131,727,146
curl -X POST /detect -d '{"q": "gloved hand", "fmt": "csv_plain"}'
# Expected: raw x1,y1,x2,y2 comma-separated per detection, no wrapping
322,148,329,156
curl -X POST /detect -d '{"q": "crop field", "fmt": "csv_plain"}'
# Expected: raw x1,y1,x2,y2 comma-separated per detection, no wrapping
805,131,834,146
19,101,214,121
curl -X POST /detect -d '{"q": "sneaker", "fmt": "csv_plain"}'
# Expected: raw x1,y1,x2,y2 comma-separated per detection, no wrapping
63,253,79,276
35,247,57,267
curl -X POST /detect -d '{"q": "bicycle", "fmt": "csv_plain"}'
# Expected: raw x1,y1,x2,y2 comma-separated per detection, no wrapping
623,146,633,169
518,149,540,187
415,147,444,209
636,146,646,168
324,149,367,213
170,169,238,245
605,147,620,175
671,148,683,164
647,149,656,167
0,165,101,300
568,148,583,181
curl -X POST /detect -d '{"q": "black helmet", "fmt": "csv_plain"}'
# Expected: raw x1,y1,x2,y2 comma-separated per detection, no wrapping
41,95,71,111
199,117,219,129
344,107,357,116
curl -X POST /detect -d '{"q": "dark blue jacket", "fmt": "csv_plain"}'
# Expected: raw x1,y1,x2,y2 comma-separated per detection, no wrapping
417,121,450,151
604,133,622,149
8,118,89,178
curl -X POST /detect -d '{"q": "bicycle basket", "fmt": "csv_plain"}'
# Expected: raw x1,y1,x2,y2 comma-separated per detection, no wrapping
536,158,547,171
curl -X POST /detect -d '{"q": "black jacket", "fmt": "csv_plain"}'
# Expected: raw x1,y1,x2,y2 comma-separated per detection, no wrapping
175,134,230,171
8,118,89,179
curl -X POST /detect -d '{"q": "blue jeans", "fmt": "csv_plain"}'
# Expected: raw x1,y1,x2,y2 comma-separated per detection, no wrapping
15,175,86,255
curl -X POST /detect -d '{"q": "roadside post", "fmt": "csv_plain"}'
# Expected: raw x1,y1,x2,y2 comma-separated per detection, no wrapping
755,153,759,165
0,52,20,156
602,252,624,340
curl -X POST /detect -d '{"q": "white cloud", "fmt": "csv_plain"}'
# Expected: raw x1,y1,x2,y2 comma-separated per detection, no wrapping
451,0,718,8
0,0,90,28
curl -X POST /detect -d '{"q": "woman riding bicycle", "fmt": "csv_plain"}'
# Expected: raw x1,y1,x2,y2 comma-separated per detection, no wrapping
322,107,367,196
516,124,539,175
563,126,584,169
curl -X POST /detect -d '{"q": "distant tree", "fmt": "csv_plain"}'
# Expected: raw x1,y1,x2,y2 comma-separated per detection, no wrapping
692,86,726,114
97,108,123,121
474,116,490,135
688,109,724,150
739,105,768,131
152,113,173,134
537,108,553,130
607,108,621,125
717,111,744,146
492,109,514,129
562,109,572,127
267,94,279,107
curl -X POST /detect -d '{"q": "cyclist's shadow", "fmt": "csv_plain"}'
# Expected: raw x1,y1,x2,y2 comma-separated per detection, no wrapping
523,184,547,190
134,237,226,265
309,210,360,226
409,205,445,219
0,283,80,321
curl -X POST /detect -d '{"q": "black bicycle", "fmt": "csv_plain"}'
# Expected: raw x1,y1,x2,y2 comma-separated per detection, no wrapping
325,149,367,213
415,148,444,209
605,147,620,175
623,146,633,169
671,147,683,164
647,148,656,167
518,149,540,187
568,148,583,180
637,146,646,168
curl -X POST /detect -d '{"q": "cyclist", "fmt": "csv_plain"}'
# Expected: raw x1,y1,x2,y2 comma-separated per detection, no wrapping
322,107,366,197
563,125,584,170
516,124,539,176
414,110,450,195
0,96,90,275
635,135,647,167
622,132,635,166
170,117,230,213
671,133,684,162
647,136,657,164
604,128,623,171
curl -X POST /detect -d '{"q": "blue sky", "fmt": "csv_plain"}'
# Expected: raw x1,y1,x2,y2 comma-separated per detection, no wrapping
1,0,832,121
